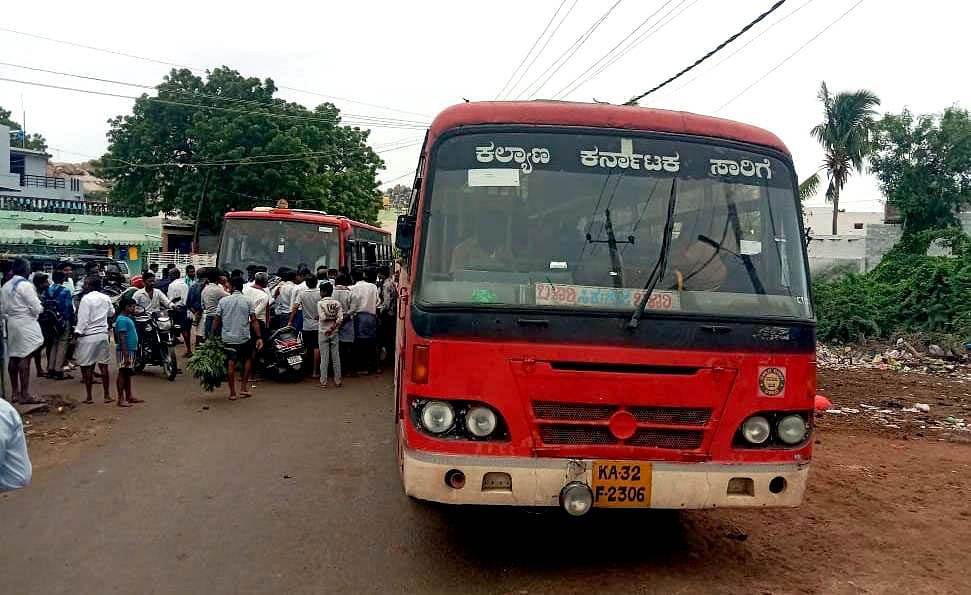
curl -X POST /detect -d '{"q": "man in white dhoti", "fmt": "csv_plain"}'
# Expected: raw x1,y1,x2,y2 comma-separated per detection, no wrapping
74,276,114,404
1,259,44,404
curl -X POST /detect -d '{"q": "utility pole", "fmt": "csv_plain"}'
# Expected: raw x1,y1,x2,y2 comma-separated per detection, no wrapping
192,169,212,253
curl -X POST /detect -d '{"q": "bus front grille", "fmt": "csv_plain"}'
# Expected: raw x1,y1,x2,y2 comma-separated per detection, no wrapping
539,425,616,445
627,429,704,449
538,425,704,449
629,406,711,425
532,401,616,421
533,401,711,425
533,401,710,450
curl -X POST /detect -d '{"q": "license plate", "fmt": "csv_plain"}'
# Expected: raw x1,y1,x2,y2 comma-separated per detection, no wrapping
287,355,302,365
591,460,652,508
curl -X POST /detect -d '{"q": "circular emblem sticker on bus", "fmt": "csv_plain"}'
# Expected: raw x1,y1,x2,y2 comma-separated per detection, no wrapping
758,367,786,396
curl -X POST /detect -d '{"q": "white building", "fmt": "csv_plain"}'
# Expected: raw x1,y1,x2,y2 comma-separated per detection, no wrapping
0,125,85,206
803,206,884,236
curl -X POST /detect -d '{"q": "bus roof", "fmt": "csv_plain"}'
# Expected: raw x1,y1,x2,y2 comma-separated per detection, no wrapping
224,209,389,236
427,101,790,156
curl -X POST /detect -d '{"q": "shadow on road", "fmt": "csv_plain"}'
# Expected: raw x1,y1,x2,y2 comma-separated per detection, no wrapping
417,502,754,574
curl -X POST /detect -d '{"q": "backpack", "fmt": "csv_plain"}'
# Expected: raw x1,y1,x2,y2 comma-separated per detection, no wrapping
39,285,66,341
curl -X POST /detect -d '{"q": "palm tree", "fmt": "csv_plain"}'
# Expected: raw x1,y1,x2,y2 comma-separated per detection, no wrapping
802,82,880,234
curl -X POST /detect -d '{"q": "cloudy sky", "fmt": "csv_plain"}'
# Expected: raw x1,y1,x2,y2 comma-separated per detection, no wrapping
2,0,967,212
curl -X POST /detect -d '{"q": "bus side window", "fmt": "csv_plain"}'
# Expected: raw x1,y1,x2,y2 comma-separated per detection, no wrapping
365,242,377,266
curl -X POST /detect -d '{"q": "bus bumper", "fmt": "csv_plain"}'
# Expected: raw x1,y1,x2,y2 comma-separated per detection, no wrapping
402,448,809,509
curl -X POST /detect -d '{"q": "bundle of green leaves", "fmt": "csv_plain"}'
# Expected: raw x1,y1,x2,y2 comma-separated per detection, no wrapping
186,337,228,392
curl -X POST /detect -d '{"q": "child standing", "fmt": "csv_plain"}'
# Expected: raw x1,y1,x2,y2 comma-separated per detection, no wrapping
113,297,142,407
317,283,345,388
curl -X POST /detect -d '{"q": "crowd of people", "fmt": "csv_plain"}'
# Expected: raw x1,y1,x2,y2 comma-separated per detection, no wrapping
194,263,399,398
0,257,400,407
0,257,136,407
0,257,398,495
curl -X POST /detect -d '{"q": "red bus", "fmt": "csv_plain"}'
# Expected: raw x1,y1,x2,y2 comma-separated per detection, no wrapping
393,101,814,515
217,203,392,275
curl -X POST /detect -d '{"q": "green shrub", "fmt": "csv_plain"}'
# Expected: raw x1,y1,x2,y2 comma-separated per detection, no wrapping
813,227,971,342
813,274,882,342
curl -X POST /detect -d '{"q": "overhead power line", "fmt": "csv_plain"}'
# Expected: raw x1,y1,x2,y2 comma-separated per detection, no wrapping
96,138,423,170
551,0,675,100
47,136,423,169
517,0,624,100
495,0,568,99
0,26,431,119
0,75,429,129
381,170,417,185
714,0,865,113
504,0,579,100
656,0,817,100
562,0,695,98
0,62,429,127
624,0,789,105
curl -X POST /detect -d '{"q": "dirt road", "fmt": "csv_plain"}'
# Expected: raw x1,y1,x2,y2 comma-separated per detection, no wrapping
1,363,969,594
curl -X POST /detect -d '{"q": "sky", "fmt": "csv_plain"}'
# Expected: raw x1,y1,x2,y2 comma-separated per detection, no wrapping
2,0,968,212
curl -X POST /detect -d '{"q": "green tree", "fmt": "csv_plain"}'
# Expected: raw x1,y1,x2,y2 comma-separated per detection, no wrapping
99,67,385,230
801,82,880,234
386,183,412,210
0,105,48,151
869,107,971,235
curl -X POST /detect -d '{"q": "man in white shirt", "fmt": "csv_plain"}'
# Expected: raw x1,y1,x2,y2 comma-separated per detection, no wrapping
74,276,114,404
349,268,380,375
272,269,298,329
166,268,189,303
242,272,271,335
1,258,44,404
288,274,321,378
133,271,172,315
0,397,31,491
166,268,192,356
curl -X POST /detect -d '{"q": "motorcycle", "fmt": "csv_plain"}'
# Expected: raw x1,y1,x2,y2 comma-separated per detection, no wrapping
258,325,305,381
133,303,179,381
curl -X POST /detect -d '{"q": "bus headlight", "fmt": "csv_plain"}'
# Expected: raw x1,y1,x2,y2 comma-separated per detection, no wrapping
420,401,455,434
777,414,808,445
741,416,771,444
465,406,497,437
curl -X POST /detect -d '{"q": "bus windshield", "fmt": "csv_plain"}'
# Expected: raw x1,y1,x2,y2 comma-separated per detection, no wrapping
416,131,811,320
218,218,340,274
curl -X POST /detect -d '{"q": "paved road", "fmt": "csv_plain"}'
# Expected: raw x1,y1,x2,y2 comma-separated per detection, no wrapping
1,362,880,594
0,365,706,594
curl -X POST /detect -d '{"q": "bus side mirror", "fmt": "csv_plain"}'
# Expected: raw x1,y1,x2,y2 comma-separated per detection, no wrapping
396,214,416,254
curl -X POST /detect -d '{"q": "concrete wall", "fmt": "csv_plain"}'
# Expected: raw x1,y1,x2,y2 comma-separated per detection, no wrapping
0,125,10,175
807,223,903,276
12,185,85,202
22,154,46,177
807,235,867,275
958,212,971,235
863,223,904,271
0,126,20,191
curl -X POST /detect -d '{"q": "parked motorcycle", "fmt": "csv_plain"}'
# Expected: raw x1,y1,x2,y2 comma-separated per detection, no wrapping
258,325,305,381
133,304,179,381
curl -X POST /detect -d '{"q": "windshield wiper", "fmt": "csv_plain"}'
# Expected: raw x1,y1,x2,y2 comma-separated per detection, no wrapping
627,179,678,330
696,233,766,295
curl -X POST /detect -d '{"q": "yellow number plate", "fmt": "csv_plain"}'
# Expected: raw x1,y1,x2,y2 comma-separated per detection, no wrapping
591,460,652,508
